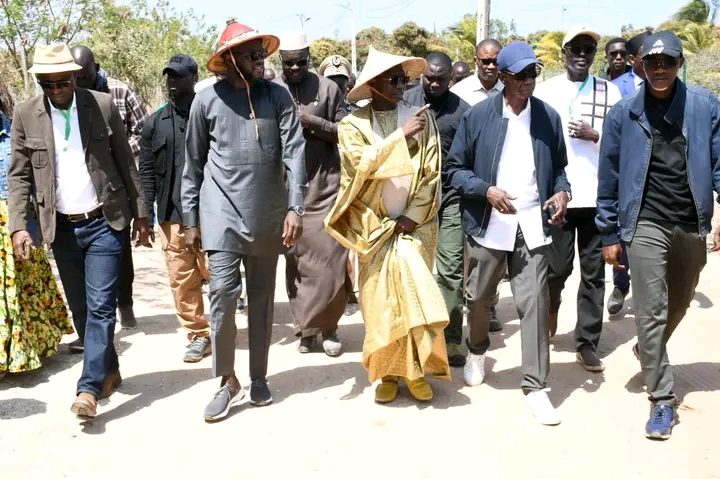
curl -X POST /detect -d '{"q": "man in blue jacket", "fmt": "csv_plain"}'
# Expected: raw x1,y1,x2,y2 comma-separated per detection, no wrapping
597,31,720,440
446,42,570,425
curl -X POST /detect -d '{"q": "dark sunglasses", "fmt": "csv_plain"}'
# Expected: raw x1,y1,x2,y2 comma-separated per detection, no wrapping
608,49,628,58
378,75,410,85
283,58,309,68
566,44,597,56
643,55,679,69
38,79,72,90
479,58,498,66
231,48,269,62
508,65,541,81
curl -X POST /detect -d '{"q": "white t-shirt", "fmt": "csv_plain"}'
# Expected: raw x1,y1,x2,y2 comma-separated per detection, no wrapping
534,74,622,208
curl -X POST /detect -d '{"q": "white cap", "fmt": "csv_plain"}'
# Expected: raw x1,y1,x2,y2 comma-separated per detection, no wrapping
562,25,601,47
279,31,310,51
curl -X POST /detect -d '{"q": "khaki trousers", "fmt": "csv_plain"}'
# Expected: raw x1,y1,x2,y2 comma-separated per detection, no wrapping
158,222,210,340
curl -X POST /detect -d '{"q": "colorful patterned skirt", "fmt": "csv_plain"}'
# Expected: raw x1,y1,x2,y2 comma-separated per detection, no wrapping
0,200,72,374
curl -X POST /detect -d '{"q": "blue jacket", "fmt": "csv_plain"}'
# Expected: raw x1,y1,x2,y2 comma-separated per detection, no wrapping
445,93,571,239
596,81,720,245
612,69,641,98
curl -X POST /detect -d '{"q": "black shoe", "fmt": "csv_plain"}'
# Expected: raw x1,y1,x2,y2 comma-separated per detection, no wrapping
607,287,628,315
68,338,84,353
118,306,137,330
576,345,605,372
297,336,315,353
488,307,503,332
236,297,246,311
446,343,466,368
249,379,273,406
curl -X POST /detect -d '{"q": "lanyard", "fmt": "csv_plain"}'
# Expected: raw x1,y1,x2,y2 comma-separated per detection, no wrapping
568,75,590,120
57,101,72,152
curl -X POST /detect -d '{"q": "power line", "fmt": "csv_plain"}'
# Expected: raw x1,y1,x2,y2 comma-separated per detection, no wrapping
367,0,418,19
366,0,410,13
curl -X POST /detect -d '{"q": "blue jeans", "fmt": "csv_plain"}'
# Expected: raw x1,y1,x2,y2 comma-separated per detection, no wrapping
613,240,631,292
52,216,124,398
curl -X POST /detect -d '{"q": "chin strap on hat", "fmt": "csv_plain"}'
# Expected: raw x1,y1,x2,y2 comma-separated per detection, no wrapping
229,52,260,140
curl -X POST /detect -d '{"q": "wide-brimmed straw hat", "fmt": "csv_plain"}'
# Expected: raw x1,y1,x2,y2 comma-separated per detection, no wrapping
347,47,425,102
318,55,352,78
28,43,82,74
207,18,280,75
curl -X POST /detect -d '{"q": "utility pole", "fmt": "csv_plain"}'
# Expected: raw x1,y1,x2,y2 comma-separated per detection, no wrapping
297,13,311,29
339,0,357,74
560,6,567,31
476,0,491,44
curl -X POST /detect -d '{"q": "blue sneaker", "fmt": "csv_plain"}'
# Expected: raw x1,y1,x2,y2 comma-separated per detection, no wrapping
645,404,677,440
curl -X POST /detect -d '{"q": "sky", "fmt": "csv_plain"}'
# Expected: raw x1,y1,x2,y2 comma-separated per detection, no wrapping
170,0,689,41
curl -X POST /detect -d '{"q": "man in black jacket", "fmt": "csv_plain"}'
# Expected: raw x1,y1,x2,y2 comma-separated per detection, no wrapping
446,42,570,425
139,54,212,363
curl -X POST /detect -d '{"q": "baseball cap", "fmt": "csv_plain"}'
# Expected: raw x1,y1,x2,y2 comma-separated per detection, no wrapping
497,41,543,74
562,25,601,47
163,54,198,76
641,31,683,58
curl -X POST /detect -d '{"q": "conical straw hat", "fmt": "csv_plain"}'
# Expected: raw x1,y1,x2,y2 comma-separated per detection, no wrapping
347,47,425,102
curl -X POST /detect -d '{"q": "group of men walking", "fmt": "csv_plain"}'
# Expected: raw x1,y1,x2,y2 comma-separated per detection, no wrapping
5,17,720,443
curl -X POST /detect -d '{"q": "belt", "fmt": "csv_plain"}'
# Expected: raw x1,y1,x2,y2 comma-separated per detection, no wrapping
58,206,104,222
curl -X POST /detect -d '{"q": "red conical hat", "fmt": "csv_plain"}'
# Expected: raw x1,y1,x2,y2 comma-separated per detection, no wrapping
207,18,280,75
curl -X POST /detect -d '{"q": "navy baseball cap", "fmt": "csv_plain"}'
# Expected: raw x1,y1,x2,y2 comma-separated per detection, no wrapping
642,31,683,59
163,54,198,76
497,41,543,74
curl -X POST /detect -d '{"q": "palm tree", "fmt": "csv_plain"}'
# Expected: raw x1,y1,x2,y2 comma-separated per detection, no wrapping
442,14,477,63
535,31,564,69
680,21,719,53
673,0,719,23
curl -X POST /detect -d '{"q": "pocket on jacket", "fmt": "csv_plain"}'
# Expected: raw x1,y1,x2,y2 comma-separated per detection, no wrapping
152,137,167,175
25,137,49,167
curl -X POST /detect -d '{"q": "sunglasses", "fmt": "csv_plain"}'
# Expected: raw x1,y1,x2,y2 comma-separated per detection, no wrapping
378,75,410,85
231,48,269,62
566,45,597,56
608,49,628,58
479,58,498,66
38,79,72,90
643,55,679,69
507,65,541,82
283,58,309,68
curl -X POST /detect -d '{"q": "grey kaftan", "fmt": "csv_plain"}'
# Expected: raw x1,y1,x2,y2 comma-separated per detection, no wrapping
182,79,307,255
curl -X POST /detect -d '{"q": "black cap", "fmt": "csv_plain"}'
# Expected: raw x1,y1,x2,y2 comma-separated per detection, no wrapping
641,31,683,59
163,54,198,76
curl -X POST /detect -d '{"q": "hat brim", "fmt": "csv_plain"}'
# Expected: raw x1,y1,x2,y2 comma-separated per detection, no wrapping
642,47,682,59
503,58,543,74
347,57,425,102
207,33,280,75
28,62,82,74
163,65,196,76
562,29,602,47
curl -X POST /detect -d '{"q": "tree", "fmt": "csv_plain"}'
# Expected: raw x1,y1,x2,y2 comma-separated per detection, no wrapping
309,38,350,67
356,26,397,69
687,47,720,94
442,14,477,63
673,0,719,23
535,31,564,69
84,0,216,108
679,21,719,53
391,21,448,58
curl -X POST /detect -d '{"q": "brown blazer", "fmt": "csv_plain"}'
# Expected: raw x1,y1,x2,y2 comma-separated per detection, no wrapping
8,88,148,244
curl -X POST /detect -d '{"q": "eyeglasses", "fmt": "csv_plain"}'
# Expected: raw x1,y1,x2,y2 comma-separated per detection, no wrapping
378,75,410,85
566,45,597,56
507,65,541,82
231,48,269,62
479,58,498,66
643,55,679,69
283,58,309,68
608,49,627,58
38,79,72,90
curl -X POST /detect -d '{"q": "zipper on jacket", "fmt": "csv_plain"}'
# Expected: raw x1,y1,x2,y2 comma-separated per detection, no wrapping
682,127,702,235
480,122,506,231
634,119,653,236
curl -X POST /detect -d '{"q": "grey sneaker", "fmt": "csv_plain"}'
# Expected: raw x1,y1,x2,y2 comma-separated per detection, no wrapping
322,331,343,357
118,306,137,330
489,307,503,332
298,336,315,353
204,383,244,422
607,287,628,315
184,337,212,363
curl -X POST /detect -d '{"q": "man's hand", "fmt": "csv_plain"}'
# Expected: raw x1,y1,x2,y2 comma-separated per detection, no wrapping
712,227,720,252
401,104,430,139
568,119,600,143
486,186,517,214
11,230,34,262
282,211,303,247
602,244,625,269
543,191,569,224
394,215,418,234
132,217,152,248
184,227,202,254
298,108,312,129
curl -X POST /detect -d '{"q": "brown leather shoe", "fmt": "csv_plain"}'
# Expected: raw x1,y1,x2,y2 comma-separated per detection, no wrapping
100,371,123,399
549,312,558,338
71,393,97,418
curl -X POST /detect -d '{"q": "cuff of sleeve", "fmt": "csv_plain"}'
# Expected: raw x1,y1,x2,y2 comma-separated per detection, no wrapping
183,211,199,228
601,234,620,247
476,181,490,197
288,192,304,209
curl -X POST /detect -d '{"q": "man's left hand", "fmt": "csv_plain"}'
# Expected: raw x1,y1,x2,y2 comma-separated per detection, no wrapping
298,108,312,129
543,191,569,224
568,120,599,143
132,217,153,247
283,211,303,247
712,227,720,252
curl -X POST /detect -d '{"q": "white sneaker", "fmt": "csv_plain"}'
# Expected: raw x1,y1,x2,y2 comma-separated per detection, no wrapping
526,389,561,425
463,353,486,386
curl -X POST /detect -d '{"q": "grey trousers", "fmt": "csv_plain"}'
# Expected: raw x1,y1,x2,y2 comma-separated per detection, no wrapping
627,220,706,407
466,229,550,391
207,251,279,380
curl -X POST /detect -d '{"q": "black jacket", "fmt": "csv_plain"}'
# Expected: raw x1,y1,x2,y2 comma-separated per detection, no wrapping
445,93,571,239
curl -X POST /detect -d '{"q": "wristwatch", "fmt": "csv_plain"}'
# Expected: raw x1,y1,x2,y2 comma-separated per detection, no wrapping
289,206,305,216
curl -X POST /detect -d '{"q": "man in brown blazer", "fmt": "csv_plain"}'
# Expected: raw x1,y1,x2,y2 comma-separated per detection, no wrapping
8,43,152,419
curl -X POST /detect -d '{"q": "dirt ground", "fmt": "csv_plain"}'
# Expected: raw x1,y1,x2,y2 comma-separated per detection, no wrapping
1,237,720,478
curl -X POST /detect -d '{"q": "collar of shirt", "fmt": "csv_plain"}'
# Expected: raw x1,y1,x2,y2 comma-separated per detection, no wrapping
503,97,531,120
47,92,78,114
632,70,644,88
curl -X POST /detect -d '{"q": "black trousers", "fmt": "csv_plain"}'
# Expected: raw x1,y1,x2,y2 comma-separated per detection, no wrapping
117,226,134,308
548,207,605,351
